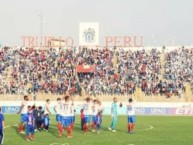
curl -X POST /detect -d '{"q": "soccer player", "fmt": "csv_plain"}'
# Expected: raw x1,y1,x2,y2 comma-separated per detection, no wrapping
26,106,35,141
54,98,63,136
127,98,135,133
108,97,118,132
35,106,44,131
32,105,38,132
91,99,99,132
96,111,102,134
98,101,104,114
44,99,51,115
61,95,73,138
80,109,84,131
82,97,93,134
17,95,29,134
43,99,51,131
44,114,50,132
0,107,5,145
70,101,75,131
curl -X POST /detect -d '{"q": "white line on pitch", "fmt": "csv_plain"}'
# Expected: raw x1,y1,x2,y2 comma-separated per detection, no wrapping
137,125,154,131
4,124,17,129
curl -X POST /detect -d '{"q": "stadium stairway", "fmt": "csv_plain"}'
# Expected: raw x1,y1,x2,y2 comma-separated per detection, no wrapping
5,66,12,82
134,86,143,102
112,51,118,73
184,83,193,102
159,52,165,81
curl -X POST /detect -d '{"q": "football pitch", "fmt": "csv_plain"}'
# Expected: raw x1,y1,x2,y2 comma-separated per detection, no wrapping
4,115,193,145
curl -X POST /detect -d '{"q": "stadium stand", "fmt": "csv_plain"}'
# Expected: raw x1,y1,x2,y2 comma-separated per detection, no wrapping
0,46,192,102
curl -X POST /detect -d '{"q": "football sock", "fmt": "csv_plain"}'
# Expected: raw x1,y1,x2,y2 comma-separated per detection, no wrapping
84,124,88,133
18,124,23,132
67,126,72,136
127,124,130,132
131,124,135,131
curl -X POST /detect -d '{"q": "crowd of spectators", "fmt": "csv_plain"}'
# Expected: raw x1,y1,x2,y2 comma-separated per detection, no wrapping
0,46,192,98
164,47,193,97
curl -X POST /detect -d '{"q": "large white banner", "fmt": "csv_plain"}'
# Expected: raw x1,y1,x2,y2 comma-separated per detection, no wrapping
79,22,99,46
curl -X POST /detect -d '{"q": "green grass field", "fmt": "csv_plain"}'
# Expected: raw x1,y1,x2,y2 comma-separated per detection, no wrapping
3,115,193,145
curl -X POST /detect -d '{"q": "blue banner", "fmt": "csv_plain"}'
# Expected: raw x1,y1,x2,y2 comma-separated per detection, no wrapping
2,106,20,114
1,105,190,116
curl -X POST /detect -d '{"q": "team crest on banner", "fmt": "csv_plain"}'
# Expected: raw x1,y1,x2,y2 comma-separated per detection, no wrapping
79,23,99,46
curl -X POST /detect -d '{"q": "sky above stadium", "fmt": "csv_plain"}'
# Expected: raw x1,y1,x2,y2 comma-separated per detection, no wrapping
0,0,193,47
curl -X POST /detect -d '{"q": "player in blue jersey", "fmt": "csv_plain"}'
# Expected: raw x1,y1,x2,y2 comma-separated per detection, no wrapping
34,106,44,131
108,97,118,132
0,107,5,145
26,106,35,141
96,111,102,134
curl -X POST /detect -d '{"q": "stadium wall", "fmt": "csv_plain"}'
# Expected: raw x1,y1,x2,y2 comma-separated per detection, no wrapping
1,101,193,116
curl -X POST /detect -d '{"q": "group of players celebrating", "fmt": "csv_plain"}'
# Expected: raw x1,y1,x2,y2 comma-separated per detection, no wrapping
16,95,135,141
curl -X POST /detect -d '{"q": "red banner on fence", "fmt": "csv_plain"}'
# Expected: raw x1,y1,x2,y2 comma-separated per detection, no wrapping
76,65,95,73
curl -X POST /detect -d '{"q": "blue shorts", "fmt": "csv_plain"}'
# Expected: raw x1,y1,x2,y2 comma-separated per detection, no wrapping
20,114,27,123
128,115,135,123
84,115,91,123
68,116,72,124
92,116,97,123
71,116,75,123
56,114,61,122
61,116,71,127
26,125,35,135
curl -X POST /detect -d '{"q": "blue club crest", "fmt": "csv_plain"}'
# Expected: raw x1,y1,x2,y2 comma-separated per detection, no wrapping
83,28,95,43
